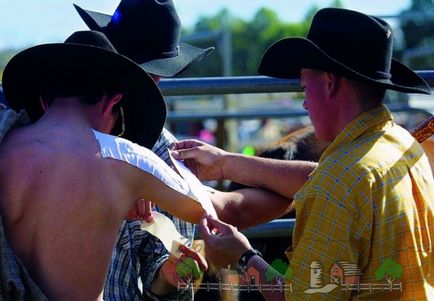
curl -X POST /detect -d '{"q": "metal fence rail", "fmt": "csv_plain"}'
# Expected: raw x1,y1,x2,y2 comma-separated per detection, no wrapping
239,218,296,239
160,73,434,122
194,218,296,239
166,104,430,122
159,72,434,96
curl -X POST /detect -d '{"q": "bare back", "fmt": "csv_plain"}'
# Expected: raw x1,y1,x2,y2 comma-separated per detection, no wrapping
0,122,133,300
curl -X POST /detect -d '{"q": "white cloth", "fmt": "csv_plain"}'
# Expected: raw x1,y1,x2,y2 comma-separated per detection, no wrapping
92,130,192,197
91,130,217,258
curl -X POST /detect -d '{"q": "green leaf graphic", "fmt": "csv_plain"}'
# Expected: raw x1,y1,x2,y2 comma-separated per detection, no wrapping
375,258,403,283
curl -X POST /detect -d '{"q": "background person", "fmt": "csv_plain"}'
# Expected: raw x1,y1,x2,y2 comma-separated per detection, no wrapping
74,0,214,299
172,8,434,300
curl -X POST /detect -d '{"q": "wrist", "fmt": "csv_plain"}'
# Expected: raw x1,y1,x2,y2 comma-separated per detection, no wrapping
150,261,177,296
238,248,263,271
222,152,240,180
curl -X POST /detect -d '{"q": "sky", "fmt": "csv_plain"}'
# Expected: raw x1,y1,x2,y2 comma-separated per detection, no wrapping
0,0,411,51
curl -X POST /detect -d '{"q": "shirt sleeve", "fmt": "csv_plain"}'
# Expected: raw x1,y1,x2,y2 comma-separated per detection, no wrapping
151,128,177,164
286,173,373,300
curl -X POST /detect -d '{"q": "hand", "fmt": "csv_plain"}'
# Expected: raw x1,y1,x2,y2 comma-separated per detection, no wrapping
199,214,252,268
158,244,208,288
126,199,153,222
170,139,228,181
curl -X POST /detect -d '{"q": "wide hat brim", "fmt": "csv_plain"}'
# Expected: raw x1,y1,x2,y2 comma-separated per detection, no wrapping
258,37,431,95
2,43,167,149
74,5,214,77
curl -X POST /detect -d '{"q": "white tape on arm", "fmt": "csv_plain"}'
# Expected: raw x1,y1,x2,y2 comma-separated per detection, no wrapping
168,150,217,217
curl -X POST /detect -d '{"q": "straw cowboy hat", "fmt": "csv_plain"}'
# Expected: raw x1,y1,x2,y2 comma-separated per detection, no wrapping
2,30,167,149
74,0,214,77
259,8,431,95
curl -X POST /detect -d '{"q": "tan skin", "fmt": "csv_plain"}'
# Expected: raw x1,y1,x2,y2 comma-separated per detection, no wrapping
171,68,375,301
0,95,207,301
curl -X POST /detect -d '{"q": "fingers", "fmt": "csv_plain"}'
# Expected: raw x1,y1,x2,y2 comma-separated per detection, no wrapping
170,147,200,161
200,214,233,242
173,245,207,282
199,214,212,238
136,199,146,215
171,139,203,151
144,200,153,223
126,199,154,222
125,208,138,220
207,214,236,235
126,201,141,220
170,139,211,161
179,244,208,272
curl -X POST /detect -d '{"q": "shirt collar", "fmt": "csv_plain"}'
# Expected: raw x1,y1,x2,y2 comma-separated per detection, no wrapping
319,104,394,162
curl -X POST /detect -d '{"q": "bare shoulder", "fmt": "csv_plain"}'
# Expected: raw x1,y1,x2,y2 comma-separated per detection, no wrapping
0,126,106,220
0,125,93,176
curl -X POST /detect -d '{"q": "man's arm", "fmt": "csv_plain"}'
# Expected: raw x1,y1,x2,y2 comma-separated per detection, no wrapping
112,156,205,224
171,139,317,199
199,215,285,301
210,187,294,230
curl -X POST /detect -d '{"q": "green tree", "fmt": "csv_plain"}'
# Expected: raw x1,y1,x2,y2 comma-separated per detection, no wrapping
180,5,322,77
399,0,434,68
375,258,403,284
179,2,345,77
0,49,19,79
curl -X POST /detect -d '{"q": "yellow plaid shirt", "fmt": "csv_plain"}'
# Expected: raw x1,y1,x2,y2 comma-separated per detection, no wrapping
286,105,434,300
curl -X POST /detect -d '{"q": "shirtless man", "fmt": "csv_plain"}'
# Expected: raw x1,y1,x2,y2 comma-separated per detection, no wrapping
0,30,207,300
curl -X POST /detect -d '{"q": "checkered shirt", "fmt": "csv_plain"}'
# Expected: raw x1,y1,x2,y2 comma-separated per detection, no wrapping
285,105,434,300
104,128,195,301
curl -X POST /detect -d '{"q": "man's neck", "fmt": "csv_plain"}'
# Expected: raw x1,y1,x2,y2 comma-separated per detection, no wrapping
332,84,368,138
39,98,92,128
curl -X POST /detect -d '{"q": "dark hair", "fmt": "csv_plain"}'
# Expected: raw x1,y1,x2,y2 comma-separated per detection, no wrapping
349,78,386,110
39,65,123,106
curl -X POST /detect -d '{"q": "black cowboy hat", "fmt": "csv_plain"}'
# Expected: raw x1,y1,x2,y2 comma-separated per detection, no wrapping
259,8,431,95
74,0,214,78
2,30,167,149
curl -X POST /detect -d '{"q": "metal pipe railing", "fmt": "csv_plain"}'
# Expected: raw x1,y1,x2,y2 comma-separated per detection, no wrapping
166,105,431,122
159,76,300,96
159,71,434,96
194,218,296,239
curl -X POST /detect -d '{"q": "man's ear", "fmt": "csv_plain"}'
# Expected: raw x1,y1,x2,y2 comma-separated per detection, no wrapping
101,93,123,116
325,72,339,97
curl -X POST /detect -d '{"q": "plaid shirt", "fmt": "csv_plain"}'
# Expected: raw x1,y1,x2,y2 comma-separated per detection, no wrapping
104,128,196,301
286,105,434,300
